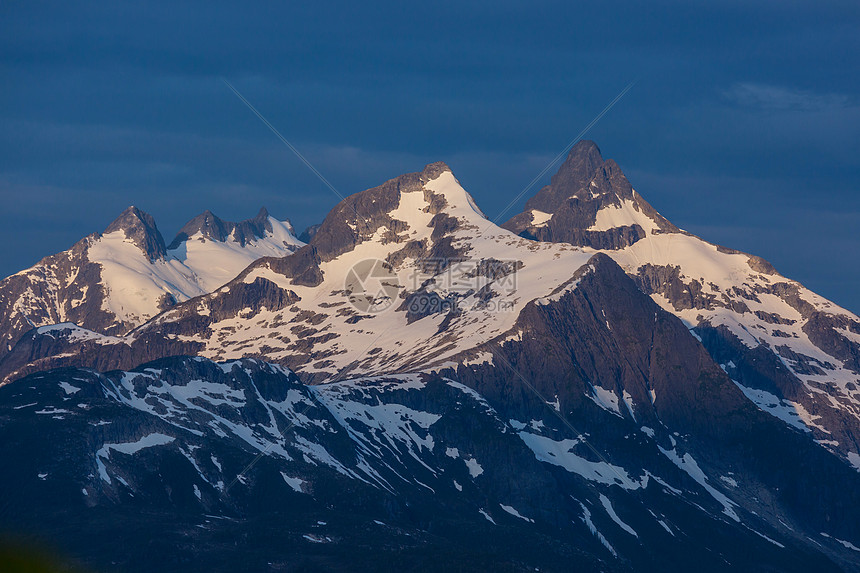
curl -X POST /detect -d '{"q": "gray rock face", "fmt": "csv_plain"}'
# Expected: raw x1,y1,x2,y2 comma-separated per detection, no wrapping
631,262,860,464
104,206,168,261
522,220,648,250
167,207,279,249
502,141,677,249
298,222,321,243
0,235,114,359
309,161,452,263
525,140,625,212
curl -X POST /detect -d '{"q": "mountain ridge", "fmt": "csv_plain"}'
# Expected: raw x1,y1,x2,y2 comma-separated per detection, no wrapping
2,143,860,571
0,205,304,360
4,151,859,453
167,206,293,250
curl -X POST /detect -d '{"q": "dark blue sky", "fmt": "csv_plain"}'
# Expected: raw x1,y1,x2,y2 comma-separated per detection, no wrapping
2,1,858,312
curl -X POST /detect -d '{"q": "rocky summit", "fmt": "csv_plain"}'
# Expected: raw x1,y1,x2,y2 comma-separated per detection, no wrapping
1,143,859,572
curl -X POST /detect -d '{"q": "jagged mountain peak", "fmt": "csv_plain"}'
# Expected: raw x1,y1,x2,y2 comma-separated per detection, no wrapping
305,161,472,263
546,140,605,196
0,204,305,355
524,140,632,214
167,207,292,250
503,141,676,249
102,205,168,262
168,209,231,248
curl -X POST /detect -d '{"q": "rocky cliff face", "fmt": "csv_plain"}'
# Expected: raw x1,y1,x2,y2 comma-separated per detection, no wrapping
502,140,678,249
103,205,169,261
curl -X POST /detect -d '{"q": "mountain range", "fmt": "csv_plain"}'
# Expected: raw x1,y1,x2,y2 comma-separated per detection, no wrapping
0,207,303,354
1,141,859,572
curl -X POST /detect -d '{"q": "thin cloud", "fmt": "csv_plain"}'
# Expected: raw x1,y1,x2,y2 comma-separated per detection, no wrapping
724,82,851,111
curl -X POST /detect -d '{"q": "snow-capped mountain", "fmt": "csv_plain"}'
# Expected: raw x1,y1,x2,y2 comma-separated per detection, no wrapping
502,140,860,467
5,152,858,471
0,206,303,357
0,163,602,386
167,207,304,293
2,147,860,571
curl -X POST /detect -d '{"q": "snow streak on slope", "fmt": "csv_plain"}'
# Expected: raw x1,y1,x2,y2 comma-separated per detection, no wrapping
517,431,646,490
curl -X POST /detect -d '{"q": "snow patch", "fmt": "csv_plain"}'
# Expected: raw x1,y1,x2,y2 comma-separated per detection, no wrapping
599,494,638,538
733,381,830,434
659,446,739,522
96,433,175,483
280,473,306,493
821,532,860,552
465,458,484,478
530,209,553,227
518,432,645,490
720,475,738,487
589,386,621,416
479,509,496,524
500,504,534,523
58,381,81,395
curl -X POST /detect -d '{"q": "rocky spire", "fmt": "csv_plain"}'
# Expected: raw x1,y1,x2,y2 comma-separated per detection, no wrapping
231,207,275,247
103,206,168,261
167,207,276,250
523,140,634,213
